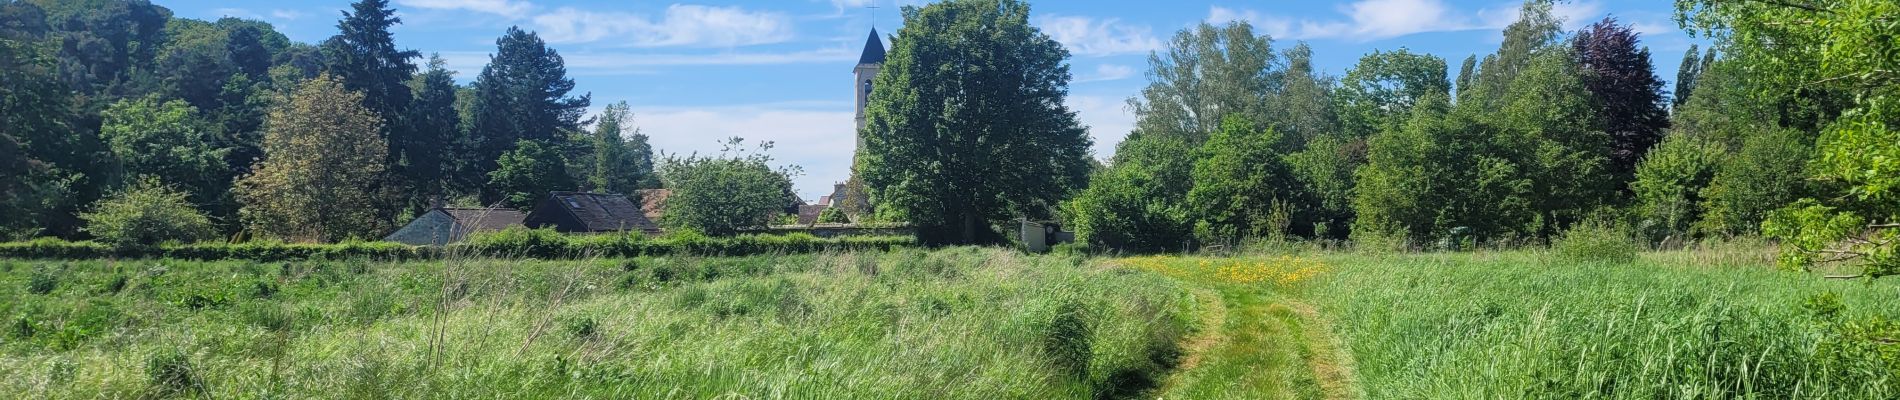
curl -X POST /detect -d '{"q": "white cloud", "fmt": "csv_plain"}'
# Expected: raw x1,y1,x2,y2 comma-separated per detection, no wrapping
1628,20,1674,37
210,8,262,19
1066,95,1136,160
629,103,857,199
532,5,794,47
437,47,854,77
1075,64,1136,83
395,0,533,16
1036,15,1163,57
1209,0,1608,42
270,9,305,20
830,0,874,9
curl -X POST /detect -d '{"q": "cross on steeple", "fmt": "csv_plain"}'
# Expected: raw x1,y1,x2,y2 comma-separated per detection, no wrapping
866,1,880,30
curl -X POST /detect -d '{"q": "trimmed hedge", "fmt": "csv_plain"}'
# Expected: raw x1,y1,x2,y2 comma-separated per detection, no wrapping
0,230,913,261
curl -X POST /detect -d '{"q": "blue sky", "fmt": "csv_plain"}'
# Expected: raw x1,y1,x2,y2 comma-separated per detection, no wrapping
175,0,1706,199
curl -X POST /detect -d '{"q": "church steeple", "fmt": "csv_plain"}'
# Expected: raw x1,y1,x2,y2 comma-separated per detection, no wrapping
854,29,885,137
857,28,886,65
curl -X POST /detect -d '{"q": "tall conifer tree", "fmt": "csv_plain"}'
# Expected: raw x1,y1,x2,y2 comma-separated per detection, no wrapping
466,26,590,204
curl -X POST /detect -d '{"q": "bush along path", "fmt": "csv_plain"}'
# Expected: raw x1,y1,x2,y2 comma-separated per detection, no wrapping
1115,256,1360,400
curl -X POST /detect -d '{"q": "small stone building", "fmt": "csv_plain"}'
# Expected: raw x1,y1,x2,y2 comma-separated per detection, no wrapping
523,192,661,234
383,207,527,245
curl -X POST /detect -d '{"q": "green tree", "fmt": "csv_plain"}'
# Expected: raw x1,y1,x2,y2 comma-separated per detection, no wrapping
34,0,170,97
97,96,229,213
1296,49,1450,239
1335,49,1450,138
79,177,215,247
1466,1,1562,110
858,0,1091,245
406,54,459,209
1269,43,1334,147
1352,94,1534,245
216,17,286,79
1188,115,1307,243
660,138,796,236
1630,132,1722,242
322,0,422,224
1697,127,1811,236
466,26,590,203
0,131,68,240
1671,44,1703,108
584,102,655,194
213,73,269,177
1488,48,1614,238
1068,134,1196,253
1127,21,1279,143
235,74,387,242
1,24,89,238
155,18,236,110
1454,54,1477,98
487,140,572,210
1680,0,1899,278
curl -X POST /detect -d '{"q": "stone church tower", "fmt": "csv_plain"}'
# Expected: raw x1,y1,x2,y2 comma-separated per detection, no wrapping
834,28,885,215
853,28,885,150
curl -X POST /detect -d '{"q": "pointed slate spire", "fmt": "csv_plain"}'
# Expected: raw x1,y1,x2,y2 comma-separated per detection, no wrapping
858,28,886,65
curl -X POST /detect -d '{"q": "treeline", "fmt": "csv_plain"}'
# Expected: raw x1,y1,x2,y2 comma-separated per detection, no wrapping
0,230,912,260
1066,0,1893,269
0,0,659,243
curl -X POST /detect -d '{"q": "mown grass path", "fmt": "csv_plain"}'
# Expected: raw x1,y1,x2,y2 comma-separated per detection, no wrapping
1115,256,1359,400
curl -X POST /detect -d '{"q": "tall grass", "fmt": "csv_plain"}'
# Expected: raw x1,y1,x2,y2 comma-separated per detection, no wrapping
1305,250,1900,398
0,248,1193,398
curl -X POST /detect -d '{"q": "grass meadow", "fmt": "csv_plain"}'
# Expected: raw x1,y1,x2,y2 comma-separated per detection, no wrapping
1304,248,1900,399
0,248,1193,398
5,243,1899,398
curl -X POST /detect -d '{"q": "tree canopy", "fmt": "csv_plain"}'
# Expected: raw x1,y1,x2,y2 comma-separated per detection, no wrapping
857,0,1091,245
235,74,387,242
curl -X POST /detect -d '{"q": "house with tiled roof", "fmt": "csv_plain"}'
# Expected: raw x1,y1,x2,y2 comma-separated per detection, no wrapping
523,192,661,234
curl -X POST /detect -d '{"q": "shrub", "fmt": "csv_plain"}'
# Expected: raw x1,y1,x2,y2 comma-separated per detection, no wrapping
460,227,571,258
1554,217,1639,264
565,316,600,340
1631,133,1722,243
145,351,201,396
816,206,850,224
102,274,129,294
1068,134,1196,253
658,139,797,236
27,266,58,294
9,314,33,339
80,178,216,248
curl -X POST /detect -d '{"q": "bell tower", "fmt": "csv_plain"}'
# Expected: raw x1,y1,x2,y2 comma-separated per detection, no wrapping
853,28,885,149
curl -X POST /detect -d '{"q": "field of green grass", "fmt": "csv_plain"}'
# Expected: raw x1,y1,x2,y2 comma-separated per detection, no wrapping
0,248,1193,398
7,245,1898,399
1305,249,1900,399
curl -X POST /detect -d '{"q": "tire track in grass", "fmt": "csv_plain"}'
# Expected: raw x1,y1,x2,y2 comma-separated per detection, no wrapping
1120,256,1358,400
